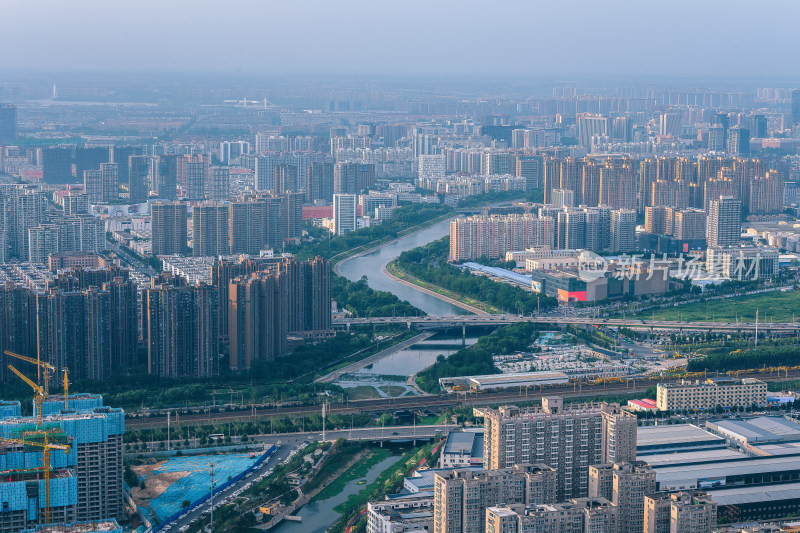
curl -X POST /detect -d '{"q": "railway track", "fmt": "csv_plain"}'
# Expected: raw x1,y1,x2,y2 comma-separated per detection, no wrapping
124,370,800,430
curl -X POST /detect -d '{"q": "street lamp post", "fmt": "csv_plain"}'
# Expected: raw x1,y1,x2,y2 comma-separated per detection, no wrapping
209,462,217,532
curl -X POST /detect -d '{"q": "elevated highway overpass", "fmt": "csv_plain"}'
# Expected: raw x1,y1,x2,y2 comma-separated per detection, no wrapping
333,314,800,333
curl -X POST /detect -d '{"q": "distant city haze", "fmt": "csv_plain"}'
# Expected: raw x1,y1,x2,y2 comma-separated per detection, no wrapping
2,0,800,79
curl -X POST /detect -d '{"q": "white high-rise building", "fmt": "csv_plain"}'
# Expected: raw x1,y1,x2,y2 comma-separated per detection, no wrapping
659,112,682,137
708,196,741,248
418,154,446,181
551,188,575,208
611,209,636,253
577,114,610,147
708,124,726,151
333,194,357,235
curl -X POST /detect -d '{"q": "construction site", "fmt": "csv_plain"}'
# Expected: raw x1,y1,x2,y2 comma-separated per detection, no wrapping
131,453,261,525
0,350,125,532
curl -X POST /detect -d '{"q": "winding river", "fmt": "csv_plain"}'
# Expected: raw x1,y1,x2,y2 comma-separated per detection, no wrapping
335,218,464,316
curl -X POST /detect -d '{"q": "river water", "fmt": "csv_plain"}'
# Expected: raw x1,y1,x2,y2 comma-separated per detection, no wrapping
335,218,465,316
334,331,483,397
272,454,399,533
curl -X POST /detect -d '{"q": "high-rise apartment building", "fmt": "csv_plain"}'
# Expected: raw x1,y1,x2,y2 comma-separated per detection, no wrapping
610,209,636,253
228,191,302,251
0,394,125,528
644,206,669,235
35,268,138,381
334,162,375,194
228,270,288,369
588,462,656,533
419,154,446,180
0,104,18,144
644,492,717,533
151,201,188,256
75,147,109,188
516,156,540,189
110,146,136,188
557,208,586,250
749,169,784,215
659,112,682,137
304,161,334,203
359,192,397,218
209,166,230,201
727,126,750,155
27,224,59,263
3,185,47,261
0,282,38,382
63,191,89,216
433,465,557,533
27,215,105,263
156,154,178,199
42,147,74,184
224,255,330,369
792,89,800,127
183,156,207,200
100,162,119,202
449,214,554,261
672,209,707,241
230,198,268,254
707,196,741,248
483,397,637,501
576,114,610,147
128,155,150,202
279,256,332,335
83,169,103,204
211,256,288,340
485,499,618,533
192,202,230,257
219,140,250,164
551,188,574,208
708,124,726,151
145,276,218,377
481,151,515,176
333,193,357,235
599,158,637,210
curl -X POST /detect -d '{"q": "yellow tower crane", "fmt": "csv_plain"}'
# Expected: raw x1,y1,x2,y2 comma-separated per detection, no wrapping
8,364,45,427
0,430,71,525
63,369,69,410
4,350,55,397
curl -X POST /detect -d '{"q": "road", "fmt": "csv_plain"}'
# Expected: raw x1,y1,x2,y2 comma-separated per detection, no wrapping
250,424,460,444
161,441,297,532
333,314,800,332
314,331,435,384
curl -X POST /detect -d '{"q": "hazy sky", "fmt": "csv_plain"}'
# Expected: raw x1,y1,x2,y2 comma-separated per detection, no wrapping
2,0,799,79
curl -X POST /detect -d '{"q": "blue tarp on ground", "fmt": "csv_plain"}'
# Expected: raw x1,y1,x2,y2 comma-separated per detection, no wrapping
138,453,260,523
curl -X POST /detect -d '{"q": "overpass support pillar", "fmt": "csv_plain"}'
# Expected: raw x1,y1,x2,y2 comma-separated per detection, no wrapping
462,324,466,346
407,321,412,330
347,322,351,333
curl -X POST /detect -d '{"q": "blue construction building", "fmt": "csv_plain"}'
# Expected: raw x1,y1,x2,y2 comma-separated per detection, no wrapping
0,394,124,532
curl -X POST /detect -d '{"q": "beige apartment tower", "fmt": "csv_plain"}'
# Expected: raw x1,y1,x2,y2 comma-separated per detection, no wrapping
589,462,656,533
483,397,636,501
644,492,717,533
433,465,557,533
